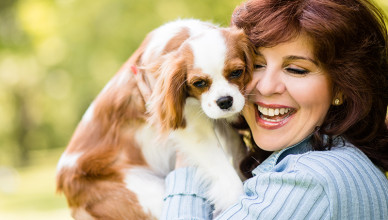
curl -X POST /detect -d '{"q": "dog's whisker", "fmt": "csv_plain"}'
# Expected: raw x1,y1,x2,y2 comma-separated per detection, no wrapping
194,109,206,120
177,78,188,90
251,156,260,163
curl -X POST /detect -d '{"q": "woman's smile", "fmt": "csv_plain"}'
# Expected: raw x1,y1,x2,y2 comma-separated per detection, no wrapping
255,102,296,129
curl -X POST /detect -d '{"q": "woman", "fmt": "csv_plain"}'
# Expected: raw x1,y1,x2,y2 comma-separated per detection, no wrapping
137,0,388,219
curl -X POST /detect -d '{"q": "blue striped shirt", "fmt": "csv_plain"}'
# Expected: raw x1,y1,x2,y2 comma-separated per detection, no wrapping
161,137,388,219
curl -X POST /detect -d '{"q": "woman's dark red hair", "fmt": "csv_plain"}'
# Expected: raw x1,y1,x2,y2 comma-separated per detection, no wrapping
232,0,388,174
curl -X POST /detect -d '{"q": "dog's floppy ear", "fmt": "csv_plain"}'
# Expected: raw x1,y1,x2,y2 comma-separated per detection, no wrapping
237,28,255,85
148,53,187,132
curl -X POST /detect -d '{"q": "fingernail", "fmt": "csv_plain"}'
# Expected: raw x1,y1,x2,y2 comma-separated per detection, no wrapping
131,65,138,75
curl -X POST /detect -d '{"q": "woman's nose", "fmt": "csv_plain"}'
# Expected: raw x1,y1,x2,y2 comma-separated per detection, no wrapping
255,67,286,96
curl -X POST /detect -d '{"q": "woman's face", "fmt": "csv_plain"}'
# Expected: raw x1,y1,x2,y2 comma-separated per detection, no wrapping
243,34,333,151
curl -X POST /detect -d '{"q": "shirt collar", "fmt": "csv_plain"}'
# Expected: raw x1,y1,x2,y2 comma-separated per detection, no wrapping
252,134,313,176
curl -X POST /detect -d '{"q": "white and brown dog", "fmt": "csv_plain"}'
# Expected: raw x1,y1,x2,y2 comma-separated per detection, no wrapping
56,19,254,219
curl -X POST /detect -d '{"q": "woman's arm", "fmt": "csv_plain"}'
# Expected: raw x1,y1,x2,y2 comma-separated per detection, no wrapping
161,167,330,220
161,167,214,220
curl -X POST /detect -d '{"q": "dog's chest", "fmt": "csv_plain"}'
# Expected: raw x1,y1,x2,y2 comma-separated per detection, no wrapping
134,124,176,175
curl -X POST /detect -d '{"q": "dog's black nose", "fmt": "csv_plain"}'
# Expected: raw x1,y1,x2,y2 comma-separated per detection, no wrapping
216,96,233,110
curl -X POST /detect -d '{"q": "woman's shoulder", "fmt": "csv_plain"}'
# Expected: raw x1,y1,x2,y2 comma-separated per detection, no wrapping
276,142,388,219
275,140,388,197
289,142,386,183
298,142,371,170
276,141,373,172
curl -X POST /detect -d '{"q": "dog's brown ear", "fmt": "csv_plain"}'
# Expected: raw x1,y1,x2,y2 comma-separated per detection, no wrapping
237,28,255,85
148,54,187,132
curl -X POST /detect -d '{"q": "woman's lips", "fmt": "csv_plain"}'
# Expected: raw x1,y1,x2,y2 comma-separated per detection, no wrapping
255,103,295,130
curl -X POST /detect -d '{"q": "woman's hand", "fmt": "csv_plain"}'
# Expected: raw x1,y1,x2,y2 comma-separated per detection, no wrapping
131,65,153,104
175,150,191,168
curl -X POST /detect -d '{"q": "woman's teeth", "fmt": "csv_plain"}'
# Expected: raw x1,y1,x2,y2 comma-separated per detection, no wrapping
257,106,292,122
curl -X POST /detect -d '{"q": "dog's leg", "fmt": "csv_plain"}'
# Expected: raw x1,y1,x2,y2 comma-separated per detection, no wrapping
170,98,243,214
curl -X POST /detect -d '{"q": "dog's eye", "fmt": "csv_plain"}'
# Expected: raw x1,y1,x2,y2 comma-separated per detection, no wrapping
229,69,244,79
193,80,207,88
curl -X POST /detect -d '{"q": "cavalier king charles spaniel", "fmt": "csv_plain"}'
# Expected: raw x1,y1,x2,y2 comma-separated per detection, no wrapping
56,19,254,219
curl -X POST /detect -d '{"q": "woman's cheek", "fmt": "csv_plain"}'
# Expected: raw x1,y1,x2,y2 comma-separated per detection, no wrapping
245,73,260,92
242,103,255,124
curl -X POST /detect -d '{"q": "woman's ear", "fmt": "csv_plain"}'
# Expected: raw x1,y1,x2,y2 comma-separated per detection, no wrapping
148,55,187,132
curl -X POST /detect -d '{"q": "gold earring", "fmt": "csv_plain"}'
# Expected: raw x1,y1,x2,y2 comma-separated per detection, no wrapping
334,98,340,105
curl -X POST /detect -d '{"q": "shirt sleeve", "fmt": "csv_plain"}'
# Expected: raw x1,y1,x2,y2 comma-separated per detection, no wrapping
161,167,214,220
161,167,330,220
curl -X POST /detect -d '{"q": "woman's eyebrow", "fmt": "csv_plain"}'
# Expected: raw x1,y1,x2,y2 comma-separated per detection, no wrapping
284,55,318,65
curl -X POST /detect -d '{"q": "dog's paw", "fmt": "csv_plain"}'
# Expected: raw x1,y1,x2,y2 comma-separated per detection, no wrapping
215,182,242,212
201,169,243,214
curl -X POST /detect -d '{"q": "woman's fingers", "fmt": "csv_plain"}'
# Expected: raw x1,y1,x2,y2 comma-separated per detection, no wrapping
175,150,190,168
131,65,153,103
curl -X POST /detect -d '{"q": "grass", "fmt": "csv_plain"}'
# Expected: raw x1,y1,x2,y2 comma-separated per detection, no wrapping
0,149,73,220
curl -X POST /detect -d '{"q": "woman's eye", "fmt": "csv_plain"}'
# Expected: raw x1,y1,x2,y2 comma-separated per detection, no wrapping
285,67,309,75
193,80,207,88
229,69,244,79
254,64,265,69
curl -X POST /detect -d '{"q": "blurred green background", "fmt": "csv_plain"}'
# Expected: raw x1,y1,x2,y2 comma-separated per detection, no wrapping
0,0,387,219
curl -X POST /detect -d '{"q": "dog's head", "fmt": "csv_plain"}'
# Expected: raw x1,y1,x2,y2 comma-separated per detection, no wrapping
149,26,254,132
